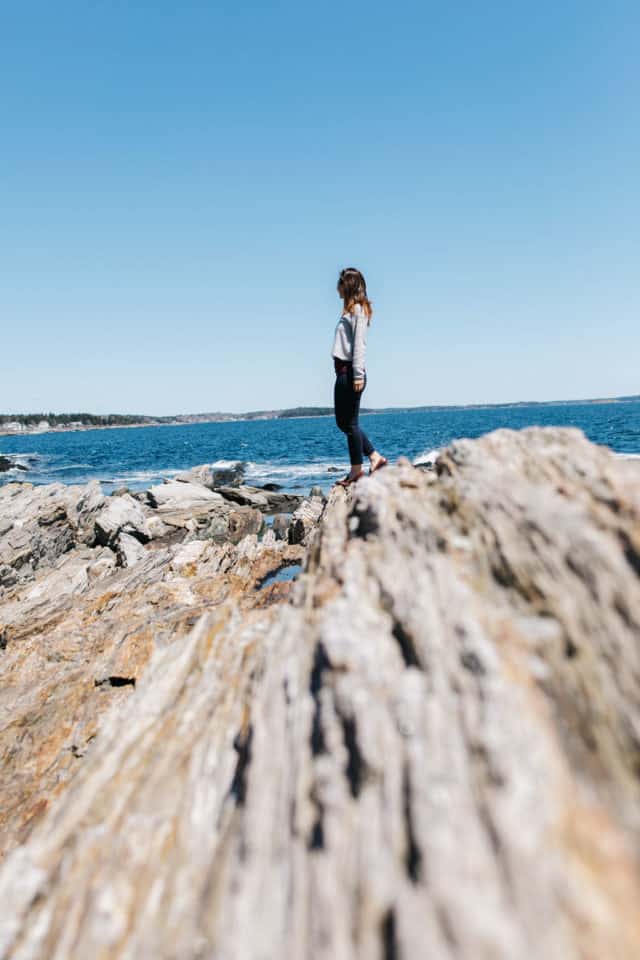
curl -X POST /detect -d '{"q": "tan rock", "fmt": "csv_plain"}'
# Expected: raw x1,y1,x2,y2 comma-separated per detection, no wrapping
1,428,639,959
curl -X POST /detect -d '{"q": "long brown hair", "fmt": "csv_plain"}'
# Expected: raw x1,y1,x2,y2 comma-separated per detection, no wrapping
338,267,373,323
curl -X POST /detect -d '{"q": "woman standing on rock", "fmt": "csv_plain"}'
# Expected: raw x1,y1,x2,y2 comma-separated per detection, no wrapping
332,267,387,486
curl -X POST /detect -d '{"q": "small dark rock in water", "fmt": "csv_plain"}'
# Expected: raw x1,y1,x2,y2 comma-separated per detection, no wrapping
0,456,27,473
260,483,282,492
327,467,341,473
211,462,247,489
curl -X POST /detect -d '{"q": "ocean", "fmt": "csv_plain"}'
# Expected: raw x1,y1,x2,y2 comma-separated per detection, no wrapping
1,400,639,495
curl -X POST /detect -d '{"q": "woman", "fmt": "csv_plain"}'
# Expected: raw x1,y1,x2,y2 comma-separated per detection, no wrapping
332,267,387,486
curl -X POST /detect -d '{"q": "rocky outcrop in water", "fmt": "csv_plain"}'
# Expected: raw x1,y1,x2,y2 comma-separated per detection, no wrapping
1,429,639,959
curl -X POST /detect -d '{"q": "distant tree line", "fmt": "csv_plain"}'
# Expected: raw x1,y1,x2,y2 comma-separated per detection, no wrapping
0,413,154,427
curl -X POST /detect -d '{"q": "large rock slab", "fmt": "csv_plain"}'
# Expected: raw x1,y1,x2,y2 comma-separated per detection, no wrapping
1,428,639,959
147,481,226,509
0,481,107,591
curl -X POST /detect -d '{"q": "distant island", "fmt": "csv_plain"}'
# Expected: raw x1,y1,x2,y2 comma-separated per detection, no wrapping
1,395,638,436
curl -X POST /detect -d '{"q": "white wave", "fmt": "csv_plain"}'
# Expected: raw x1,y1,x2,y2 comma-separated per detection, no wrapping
244,460,349,480
102,468,183,484
615,452,640,460
0,453,43,469
412,448,441,467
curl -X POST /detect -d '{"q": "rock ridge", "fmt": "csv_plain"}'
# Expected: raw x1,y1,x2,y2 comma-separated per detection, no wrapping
0,427,639,959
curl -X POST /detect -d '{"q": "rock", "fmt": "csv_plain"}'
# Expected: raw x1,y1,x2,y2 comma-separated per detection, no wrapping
228,507,263,543
94,494,150,547
116,532,147,568
110,485,130,497
0,483,80,590
288,496,325,544
2,428,640,959
170,540,209,574
219,485,303,514
71,480,107,543
0,455,28,473
271,513,290,541
216,485,269,511
309,485,326,500
211,462,247,488
260,490,304,513
260,482,282,491
145,515,173,541
0,496,311,864
174,464,216,489
147,481,226,510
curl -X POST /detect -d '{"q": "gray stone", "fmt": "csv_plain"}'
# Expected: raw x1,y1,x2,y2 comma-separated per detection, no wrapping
94,494,149,547
174,465,216,489
147,481,226,510
288,496,325,545
271,513,291,541
227,507,264,544
116,533,148,568
216,485,269,511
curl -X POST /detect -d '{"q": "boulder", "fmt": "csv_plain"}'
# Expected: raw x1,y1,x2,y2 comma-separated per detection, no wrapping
309,485,326,500
174,465,216,489
260,490,304,513
288,496,325,545
228,507,264,543
147,481,226,510
210,461,246,488
216,485,269,511
116,533,148,568
271,513,290,541
0,482,89,589
0,455,28,473
94,494,149,547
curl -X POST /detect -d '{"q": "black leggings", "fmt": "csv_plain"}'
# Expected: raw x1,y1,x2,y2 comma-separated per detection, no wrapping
334,371,374,465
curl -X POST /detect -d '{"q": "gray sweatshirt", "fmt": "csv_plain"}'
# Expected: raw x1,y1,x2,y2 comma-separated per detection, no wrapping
331,304,368,380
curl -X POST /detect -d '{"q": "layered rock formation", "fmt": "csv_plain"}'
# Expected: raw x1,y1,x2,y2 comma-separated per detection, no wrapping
1,428,639,959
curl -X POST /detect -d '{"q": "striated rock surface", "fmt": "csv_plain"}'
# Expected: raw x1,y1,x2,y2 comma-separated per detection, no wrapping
1,428,640,959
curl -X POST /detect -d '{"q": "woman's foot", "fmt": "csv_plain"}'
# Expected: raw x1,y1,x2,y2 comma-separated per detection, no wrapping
368,452,388,475
335,467,365,487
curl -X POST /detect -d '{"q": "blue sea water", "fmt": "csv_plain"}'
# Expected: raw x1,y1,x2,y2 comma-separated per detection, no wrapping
1,400,639,495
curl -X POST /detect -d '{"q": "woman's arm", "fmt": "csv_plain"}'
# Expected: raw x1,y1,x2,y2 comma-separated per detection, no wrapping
351,308,368,387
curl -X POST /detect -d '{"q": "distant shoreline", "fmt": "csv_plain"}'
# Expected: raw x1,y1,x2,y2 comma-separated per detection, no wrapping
1,395,638,438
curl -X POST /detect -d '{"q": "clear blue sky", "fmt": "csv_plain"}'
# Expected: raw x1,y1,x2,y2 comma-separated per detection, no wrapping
2,1,638,414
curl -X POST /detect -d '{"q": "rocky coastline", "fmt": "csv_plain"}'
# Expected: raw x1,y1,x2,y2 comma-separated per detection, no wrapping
1,428,639,958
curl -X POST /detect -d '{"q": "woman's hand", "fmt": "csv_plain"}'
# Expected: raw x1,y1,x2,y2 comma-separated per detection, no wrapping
353,378,364,393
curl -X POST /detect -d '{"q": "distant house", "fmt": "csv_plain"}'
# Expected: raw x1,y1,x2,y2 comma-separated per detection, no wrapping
34,420,50,433
3,421,25,433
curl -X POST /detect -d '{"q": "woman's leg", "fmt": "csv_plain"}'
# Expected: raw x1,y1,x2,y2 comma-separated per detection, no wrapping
334,373,364,465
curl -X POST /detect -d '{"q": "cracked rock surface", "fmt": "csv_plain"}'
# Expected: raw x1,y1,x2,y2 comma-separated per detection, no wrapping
1,428,639,959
